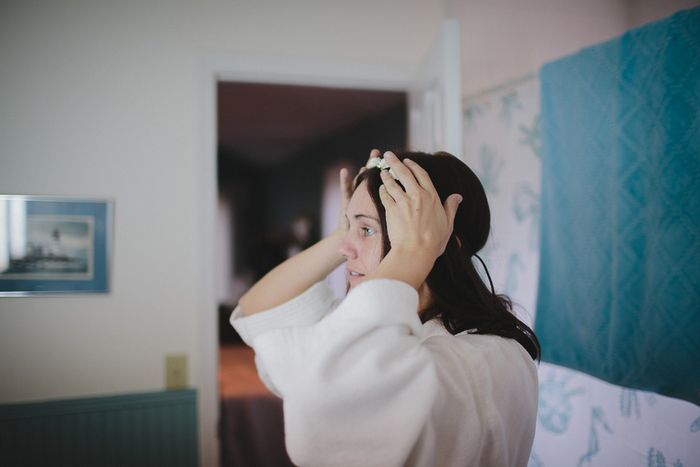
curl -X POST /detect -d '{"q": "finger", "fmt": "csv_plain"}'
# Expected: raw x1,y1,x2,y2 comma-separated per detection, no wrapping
403,158,436,193
443,193,463,229
379,167,407,202
378,183,396,208
365,149,381,166
361,149,381,172
340,168,352,206
382,152,420,195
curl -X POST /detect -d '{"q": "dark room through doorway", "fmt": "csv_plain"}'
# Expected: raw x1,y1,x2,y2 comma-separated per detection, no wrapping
215,81,407,466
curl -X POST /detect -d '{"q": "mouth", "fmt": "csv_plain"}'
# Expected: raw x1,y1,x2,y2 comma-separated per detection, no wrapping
347,268,365,282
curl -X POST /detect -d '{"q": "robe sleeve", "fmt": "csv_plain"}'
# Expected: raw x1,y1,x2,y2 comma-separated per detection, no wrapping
244,279,446,466
230,280,337,396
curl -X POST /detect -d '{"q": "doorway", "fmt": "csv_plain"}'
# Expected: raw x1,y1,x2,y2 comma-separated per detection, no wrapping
216,81,407,465
196,24,461,464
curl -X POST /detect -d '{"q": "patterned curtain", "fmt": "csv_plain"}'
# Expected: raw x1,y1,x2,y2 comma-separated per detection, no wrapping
463,63,700,465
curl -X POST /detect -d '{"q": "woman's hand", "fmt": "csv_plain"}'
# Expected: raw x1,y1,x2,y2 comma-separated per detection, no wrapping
378,152,462,264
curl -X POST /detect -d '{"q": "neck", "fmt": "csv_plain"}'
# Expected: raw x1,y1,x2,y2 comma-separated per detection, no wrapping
417,283,433,315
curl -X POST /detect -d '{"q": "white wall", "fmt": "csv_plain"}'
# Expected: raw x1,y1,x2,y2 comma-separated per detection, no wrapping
453,0,627,95
0,0,444,404
629,0,700,27
453,0,700,97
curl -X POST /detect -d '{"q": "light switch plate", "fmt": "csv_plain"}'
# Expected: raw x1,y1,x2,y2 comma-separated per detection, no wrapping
165,354,188,389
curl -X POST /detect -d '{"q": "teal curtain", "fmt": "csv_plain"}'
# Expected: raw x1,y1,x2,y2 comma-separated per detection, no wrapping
536,7,700,406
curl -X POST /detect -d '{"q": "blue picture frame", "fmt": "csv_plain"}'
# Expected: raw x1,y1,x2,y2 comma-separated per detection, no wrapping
0,196,113,295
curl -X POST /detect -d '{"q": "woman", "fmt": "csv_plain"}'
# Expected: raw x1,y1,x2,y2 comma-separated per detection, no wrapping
230,150,540,466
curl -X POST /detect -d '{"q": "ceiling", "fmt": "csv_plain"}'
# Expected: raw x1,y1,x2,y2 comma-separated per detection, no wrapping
217,82,406,167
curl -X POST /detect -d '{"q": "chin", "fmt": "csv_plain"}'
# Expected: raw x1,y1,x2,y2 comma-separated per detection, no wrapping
346,277,366,291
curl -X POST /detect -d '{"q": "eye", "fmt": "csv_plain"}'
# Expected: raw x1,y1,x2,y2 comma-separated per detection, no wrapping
361,227,376,237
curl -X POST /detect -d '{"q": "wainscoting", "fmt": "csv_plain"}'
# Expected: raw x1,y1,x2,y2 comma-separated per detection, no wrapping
0,389,198,467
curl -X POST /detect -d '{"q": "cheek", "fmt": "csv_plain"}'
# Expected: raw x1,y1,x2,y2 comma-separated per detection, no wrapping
364,238,384,273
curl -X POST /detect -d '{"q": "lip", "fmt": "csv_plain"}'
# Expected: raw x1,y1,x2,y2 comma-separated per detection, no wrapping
347,268,365,282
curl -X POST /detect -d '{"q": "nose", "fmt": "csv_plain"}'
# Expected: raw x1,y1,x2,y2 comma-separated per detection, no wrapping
337,232,357,260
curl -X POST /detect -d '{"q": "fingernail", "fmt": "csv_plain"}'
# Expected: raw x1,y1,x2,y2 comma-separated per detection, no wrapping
457,196,463,204
384,152,394,159
404,158,412,164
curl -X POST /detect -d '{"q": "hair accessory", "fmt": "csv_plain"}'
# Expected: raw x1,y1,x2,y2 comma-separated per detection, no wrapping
366,157,398,180
474,254,496,295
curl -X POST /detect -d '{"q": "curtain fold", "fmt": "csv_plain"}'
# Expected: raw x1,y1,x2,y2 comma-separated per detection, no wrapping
535,6,700,406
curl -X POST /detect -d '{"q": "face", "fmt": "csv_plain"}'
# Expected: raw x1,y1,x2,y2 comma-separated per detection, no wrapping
337,181,383,290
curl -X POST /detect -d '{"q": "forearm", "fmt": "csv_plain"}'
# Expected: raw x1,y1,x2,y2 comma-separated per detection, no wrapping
238,229,346,316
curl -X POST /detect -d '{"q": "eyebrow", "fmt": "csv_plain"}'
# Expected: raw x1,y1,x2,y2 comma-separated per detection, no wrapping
354,213,379,223
345,213,380,223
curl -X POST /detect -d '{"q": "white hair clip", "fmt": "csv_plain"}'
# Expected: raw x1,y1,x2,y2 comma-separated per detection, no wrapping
366,157,398,180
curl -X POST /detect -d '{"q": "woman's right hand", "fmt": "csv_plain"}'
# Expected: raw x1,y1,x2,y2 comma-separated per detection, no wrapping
368,152,462,290
378,152,461,261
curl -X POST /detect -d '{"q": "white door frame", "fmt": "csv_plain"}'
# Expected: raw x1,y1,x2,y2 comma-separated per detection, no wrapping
195,52,415,467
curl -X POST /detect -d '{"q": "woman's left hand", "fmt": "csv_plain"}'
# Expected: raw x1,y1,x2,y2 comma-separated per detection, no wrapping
378,152,462,264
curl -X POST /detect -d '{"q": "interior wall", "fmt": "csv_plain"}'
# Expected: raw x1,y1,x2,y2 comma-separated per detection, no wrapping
451,0,700,97
453,0,629,96
628,0,700,27
0,0,443,405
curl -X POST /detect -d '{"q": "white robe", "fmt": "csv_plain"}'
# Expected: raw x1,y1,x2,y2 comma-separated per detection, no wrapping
231,279,538,467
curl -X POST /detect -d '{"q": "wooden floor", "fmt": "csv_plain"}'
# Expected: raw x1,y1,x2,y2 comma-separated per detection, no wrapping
219,344,273,398
218,344,294,466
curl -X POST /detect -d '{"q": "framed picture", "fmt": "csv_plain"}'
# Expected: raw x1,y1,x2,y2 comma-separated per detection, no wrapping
0,195,113,295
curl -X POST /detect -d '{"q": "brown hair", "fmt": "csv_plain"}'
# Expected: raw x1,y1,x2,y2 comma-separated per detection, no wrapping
354,151,541,360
